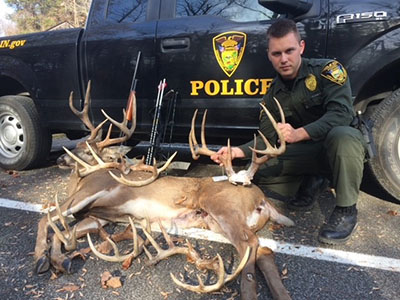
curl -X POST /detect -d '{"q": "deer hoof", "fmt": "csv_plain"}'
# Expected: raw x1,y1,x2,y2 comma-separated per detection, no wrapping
62,258,72,274
246,272,255,282
35,256,50,274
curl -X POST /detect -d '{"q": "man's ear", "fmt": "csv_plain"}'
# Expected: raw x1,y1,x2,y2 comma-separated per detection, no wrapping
300,40,305,55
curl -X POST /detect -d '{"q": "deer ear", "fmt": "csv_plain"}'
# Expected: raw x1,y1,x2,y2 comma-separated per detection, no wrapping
106,145,132,156
118,146,133,155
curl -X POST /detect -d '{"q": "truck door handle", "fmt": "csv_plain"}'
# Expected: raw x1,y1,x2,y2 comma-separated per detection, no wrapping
161,38,190,52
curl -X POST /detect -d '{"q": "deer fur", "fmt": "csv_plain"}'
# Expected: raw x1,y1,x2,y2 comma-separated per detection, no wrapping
35,167,293,300
35,82,293,299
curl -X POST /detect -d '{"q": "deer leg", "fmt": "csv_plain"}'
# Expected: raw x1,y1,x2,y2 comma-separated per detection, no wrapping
205,212,259,299
50,233,74,273
200,199,260,299
35,196,80,274
256,247,291,300
237,228,259,300
49,217,108,273
34,216,51,273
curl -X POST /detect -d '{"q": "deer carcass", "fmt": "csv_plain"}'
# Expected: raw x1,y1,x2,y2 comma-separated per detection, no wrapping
35,86,293,300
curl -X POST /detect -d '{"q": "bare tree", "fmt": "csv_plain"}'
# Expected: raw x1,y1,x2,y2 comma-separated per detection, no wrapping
4,0,91,34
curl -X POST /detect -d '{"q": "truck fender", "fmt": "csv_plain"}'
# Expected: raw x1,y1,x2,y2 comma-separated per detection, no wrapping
0,54,37,98
346,27,400,101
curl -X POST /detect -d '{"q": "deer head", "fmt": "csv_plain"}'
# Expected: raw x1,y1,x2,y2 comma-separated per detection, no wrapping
57,80,135,169
189,97,286,186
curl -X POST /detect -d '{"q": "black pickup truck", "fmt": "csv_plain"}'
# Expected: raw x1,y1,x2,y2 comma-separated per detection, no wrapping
0,0,399,200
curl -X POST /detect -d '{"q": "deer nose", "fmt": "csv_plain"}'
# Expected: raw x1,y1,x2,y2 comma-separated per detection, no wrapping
56,154,68,166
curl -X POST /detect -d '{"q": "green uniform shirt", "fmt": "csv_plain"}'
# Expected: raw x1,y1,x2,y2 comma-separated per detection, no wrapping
239,57,355,157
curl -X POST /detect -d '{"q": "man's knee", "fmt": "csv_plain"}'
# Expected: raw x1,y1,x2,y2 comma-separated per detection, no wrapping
324,126,365,156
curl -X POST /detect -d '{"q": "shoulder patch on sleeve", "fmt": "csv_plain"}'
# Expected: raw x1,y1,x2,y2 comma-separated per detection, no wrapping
321,61,347,85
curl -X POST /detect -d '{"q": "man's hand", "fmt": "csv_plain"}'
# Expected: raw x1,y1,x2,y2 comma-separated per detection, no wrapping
277,123,310,143
210,147,245,165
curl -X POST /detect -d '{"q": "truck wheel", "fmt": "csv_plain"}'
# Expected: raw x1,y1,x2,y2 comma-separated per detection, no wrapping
0,96,51,170
368,89,400,201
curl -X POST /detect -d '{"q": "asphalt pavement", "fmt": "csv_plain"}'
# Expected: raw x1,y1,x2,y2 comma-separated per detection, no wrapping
0,137,399,300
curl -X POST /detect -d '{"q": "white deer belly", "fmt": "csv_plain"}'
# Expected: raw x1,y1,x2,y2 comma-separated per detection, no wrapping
118,197,189,220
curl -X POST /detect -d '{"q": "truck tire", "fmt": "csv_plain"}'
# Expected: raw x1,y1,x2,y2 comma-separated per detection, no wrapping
0,96,51,170
368,89,400,201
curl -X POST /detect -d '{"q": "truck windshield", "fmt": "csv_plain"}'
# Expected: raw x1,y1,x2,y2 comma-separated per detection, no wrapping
175,0,279,22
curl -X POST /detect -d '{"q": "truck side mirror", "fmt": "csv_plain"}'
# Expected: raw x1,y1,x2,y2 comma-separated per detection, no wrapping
258,0,313,16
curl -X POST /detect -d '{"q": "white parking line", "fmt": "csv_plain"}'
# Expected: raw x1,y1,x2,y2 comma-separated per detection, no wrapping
0,197,43,212
1,197,400,273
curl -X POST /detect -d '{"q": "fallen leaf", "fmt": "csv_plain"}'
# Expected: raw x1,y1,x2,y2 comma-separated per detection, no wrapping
25,284,35,289
101,271,112,288
106,277,122,289
101,271,122,289
122,255,134,270
161,291,172,299
268,223,283,231
56,284,80,292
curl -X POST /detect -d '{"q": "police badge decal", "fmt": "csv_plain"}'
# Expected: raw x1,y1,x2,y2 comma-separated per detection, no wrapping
213,31,247,77
321,61,347,85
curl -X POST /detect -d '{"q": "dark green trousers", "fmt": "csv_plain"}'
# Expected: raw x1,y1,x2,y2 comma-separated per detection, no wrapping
254,126,366,207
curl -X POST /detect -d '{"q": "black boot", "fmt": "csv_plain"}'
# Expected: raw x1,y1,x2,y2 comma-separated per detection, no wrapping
287,176,329,211
318,205,358,244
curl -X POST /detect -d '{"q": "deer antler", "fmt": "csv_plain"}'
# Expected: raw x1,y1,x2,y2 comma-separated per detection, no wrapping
140,220,251,293
189,98,285,186
170,246,250,293
189,109,239,183
69,80,107,142
108,152,177,187
68,80,136,159
87,217,144,262
47,195,77,252
98,91,136,150
189,109,217,159
62,142,123,177
244,97,286,180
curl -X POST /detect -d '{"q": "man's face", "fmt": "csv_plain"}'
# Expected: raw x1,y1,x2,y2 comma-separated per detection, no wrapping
267,32,305,80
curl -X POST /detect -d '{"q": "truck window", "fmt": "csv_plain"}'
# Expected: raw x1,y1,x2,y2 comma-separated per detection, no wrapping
107,0,148,23
175,0,277,22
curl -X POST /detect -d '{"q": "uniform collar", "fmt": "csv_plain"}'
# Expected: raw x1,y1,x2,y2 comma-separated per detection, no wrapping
274,57,309,92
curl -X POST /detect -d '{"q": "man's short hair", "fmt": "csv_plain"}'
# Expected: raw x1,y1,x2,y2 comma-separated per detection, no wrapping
267,19,301,43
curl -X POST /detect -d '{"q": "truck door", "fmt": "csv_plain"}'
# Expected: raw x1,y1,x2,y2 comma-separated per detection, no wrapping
81,0,159,140
155,0,327,144
155,0,276,144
